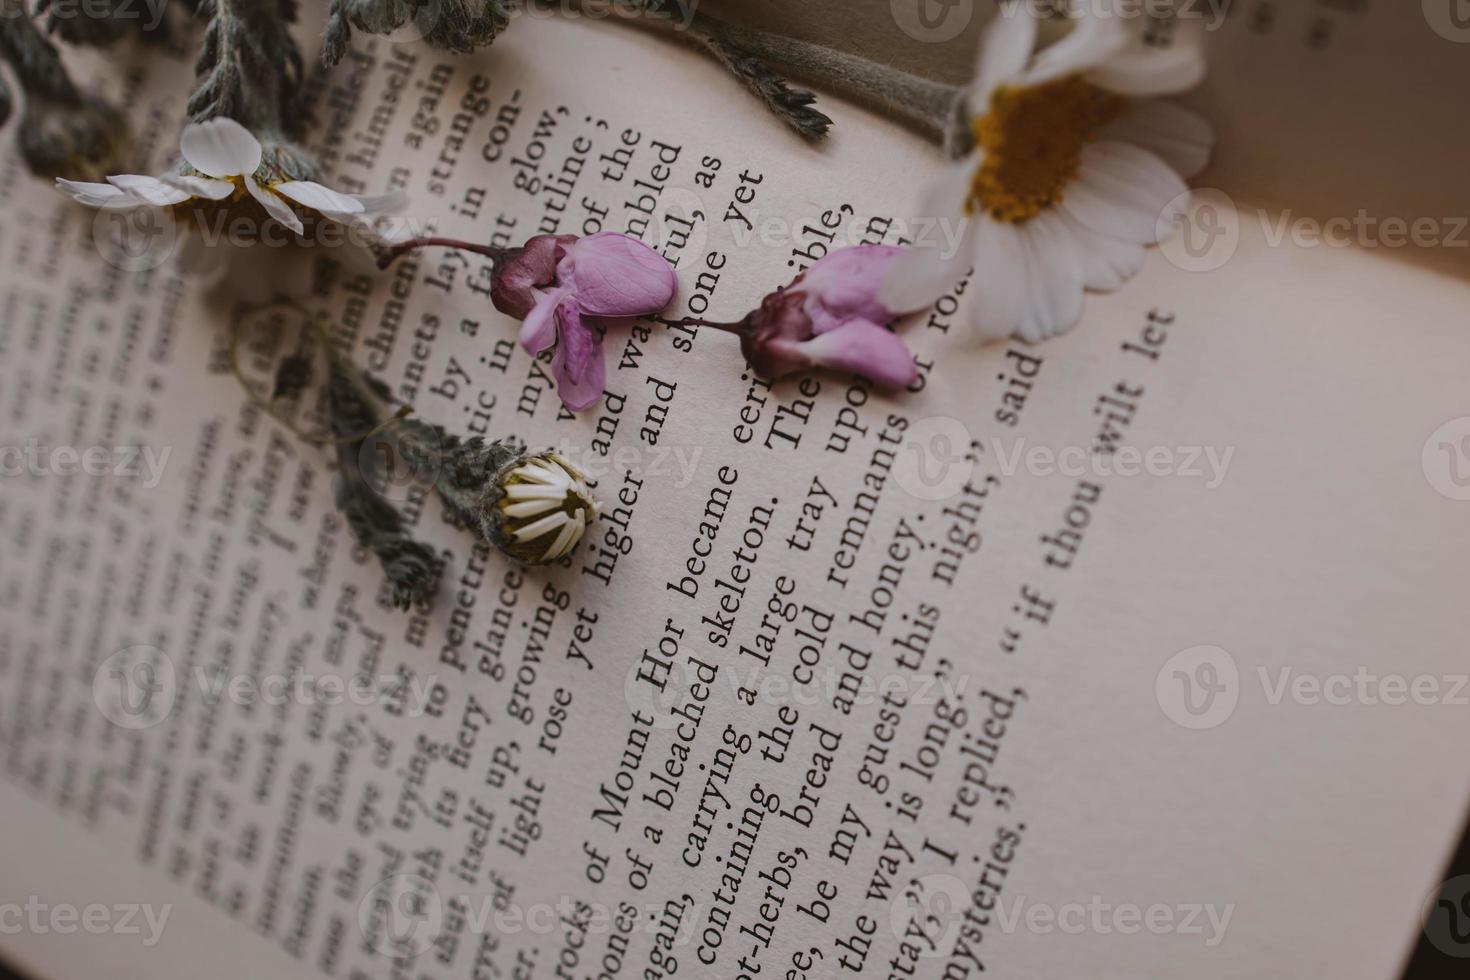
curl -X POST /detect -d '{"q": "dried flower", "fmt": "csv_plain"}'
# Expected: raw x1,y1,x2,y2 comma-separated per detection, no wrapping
384,420,599,566
660,245,927,389
491,452,599,563
56,118,408,293
58,118,401,234
379,232,677,412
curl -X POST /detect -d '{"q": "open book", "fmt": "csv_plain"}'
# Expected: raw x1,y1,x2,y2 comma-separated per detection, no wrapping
1,3,1467,979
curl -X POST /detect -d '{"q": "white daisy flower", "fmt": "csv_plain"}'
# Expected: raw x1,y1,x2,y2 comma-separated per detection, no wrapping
883,6,1215,343
55,117,407,278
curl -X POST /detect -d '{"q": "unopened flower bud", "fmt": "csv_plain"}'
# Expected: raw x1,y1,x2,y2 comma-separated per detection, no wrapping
490,452,600,564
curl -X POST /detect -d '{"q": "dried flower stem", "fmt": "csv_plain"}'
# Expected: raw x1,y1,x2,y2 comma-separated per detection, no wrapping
377,236,512,270
650,313,740,333
228,299,410,447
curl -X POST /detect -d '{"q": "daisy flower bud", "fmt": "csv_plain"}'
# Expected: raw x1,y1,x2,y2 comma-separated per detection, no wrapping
489,452,600,565
381,421,600,567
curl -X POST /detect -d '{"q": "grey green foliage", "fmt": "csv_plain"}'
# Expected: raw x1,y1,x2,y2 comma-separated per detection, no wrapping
0,0,125,177
390,418,528,555
33,0,174,48
694,33,832,140
327,362,444,611
323,0,513,66
187,0,304,135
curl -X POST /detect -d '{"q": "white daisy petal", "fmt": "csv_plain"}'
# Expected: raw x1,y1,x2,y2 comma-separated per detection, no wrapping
1020,9,1129,88
1098,100,1215,179
1056,211,1146,292
1088,39,1207,97
179,117,262,178
503,498,562,519
968,218,1029,341
106,174,192,206
245,175,304,235
513,512,569,543
1061,142,1187,244
920,150,982,226
1060,173,1148,243
503,483,569,500
350,192,408,217
275,180,365,215
881,220,977,316
517,463,568,486
162,174,236,200
544,510,584,561
1016,216,1084,343
972,7,1038,105
881,156,981,312
56,178,141,208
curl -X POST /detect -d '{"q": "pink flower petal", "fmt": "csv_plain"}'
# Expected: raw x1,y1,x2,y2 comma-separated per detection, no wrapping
492,234,576,319
798,245,907,334
549,299,606,412
519,287,567,356
560,232,676,317
790,318,917,389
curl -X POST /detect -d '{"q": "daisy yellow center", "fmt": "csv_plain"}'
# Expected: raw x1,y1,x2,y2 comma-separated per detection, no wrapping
969,77,1123,222
170,178,319,233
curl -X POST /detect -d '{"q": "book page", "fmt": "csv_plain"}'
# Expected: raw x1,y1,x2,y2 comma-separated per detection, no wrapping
1,5,1467,980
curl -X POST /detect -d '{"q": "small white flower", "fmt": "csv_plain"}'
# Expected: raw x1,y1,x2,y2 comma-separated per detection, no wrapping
56,116,408,267
495,453,600,564
883,7,1215,343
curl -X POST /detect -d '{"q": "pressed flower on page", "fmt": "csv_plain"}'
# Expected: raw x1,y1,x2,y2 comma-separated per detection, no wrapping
882,6,1215,344
379,232,678,412
658,245,929,389
56,117,396,232
57,117,409,290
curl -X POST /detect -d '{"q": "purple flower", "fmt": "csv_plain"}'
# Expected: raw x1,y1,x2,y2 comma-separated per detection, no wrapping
496,232,676,411
381,231,677,412
728,246,922,389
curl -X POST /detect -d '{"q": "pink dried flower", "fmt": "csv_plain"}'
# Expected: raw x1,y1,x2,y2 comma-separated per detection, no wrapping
666,245,926,389
381,232,677,411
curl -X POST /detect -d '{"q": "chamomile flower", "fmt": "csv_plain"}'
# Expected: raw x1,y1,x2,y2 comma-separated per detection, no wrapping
882,6,1215,343
56,117,408,291
56,116,395,230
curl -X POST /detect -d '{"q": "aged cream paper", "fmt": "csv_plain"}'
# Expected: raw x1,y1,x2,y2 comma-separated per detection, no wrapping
0,5,1467,980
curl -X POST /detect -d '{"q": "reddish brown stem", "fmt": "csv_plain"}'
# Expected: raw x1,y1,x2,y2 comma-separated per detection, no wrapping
649,315,744,334
377,236,512,270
